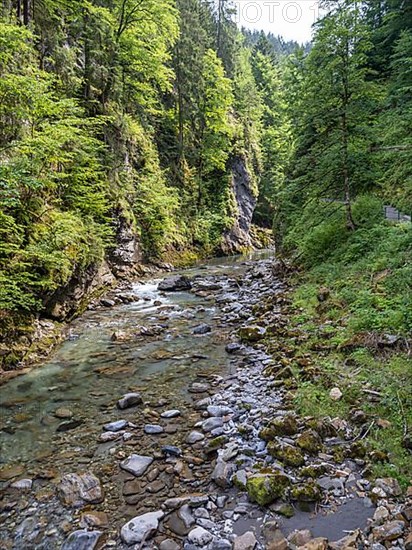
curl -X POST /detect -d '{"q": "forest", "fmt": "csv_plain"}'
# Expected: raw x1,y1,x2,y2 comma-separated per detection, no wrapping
0,0,411,339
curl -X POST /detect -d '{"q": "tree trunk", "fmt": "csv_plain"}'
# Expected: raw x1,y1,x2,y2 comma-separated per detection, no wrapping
22,0,29,25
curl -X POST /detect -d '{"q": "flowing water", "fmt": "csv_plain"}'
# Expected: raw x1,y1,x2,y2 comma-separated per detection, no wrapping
0,251,270,469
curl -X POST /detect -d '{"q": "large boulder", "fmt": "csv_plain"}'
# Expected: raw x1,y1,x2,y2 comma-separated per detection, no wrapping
158,275,192,291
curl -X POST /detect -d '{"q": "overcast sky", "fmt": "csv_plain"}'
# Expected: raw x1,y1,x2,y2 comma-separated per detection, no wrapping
235,0,325,43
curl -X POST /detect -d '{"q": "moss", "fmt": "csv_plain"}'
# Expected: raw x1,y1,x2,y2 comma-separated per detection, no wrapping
290,482,322,502
267,442,305,467
259,415,298,442
205,436,228,453
272,502,295,518
246,473,290,506
299,464,327,478
349,440,368,459
238,325,266,343
296,429,323,454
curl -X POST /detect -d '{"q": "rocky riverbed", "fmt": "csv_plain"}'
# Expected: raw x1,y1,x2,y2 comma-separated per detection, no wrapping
0,253,410,550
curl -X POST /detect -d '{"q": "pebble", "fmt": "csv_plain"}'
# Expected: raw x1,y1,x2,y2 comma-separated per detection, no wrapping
202,417,224,432
161,409,181,419
61,530,102,550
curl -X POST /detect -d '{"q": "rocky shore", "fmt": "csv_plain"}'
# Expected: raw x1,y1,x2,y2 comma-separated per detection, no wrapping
0,257,410,549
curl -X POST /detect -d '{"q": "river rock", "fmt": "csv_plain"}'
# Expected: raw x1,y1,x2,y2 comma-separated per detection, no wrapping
161,409,181,418
288,529,313,546
61,530,102,550
372,521,404,542
10,478,33,492
189,382,210,393
246,473,290,506
120,510,164,545
104,419,128,432
187,431,205,444
193,323,212,335
145,424,164,434
238,325,266,342
57,472,103,507
300,538,328,550
54,407,74,419
117,392,143,410
263,524,288,550
207,405,234,417
162,445,182,457
374,477,402,497
158,275,192,291
225,342,242,353
202,417,223,432
160,540,180,550
233,531,257,550
187,526,213,546
212,457,235,488
120,454,153,476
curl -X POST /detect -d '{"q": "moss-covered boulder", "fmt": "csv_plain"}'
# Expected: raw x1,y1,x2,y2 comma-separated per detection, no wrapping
296,430,323,454
275,366,294,380
246,473,290,506
238,325,266,342
267,442,305,467
290,482,322,502
271,502,295,518
259,416,298,442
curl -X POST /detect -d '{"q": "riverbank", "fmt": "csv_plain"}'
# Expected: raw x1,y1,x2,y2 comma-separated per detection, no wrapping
0,254,410,549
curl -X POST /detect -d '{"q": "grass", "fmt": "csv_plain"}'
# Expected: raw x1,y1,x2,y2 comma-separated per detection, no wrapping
273,206,412,488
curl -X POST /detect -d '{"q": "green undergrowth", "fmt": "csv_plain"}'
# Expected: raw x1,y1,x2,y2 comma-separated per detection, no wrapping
278,203,412,487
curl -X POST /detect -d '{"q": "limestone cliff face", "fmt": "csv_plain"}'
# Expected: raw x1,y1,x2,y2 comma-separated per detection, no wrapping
221,155,257,254
44,211,141,321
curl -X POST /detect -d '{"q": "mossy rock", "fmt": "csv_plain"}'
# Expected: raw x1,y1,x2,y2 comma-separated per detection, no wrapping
274,366,294,380
267,442,305,467
259,415,298,442
246,473,290,506
349,440,368,459
299,464,327,478
205,436,228,454
290,482,322,502
271,501,295,518
305,418,336,438
296,429,323,454
238,325,266,343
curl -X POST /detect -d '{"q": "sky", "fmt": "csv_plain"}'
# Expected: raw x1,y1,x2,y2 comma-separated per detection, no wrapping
235,0,325,43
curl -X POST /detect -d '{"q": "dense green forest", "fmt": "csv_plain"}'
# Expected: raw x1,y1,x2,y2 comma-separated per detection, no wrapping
0,0,411,358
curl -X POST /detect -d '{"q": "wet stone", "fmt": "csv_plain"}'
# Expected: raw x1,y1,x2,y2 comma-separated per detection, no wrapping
61,530,102,550
57,472,103,507
162,445,182,457
187,431,205,444
187,526,213,546
161,409,181,419
233,531,258,550
120,454,153,477
144,424,164,434
202,417,223,432
193,323,212,335
117,392,143,410
121,511,164,545
103,419,127,432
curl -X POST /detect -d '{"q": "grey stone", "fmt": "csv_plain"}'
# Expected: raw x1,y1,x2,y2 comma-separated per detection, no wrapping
160,540,180,550
187,431,205,444
120,454,153,477
61,530,102,550
161,409,181,419
193,323,212,335
162,445,182,457
225,342,242,353
117,393,142,410
202,417,223,432
233,531,257,550
57,472,103,508
120,511,164,545
144,424,164,434
212,457,235,488
104,420,128,432
189,383,210,394
10,478,32,491
207,405,234,417
187,526,213,546
158,275,192,291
